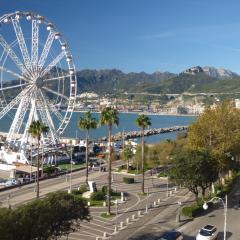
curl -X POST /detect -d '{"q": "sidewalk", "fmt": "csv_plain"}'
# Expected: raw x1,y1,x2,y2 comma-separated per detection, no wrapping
110,188,193,240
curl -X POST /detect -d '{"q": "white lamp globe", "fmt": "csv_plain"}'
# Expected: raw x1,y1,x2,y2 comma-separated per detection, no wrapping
203,202,208,210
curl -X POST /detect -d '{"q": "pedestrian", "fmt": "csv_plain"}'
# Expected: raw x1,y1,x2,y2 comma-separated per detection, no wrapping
89,162,93,171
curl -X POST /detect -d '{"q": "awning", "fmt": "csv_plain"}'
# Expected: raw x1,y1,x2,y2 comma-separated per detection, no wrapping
15,165,39,173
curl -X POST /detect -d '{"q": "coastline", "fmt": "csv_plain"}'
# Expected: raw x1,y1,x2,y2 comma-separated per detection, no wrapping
73,109,199,117
1,107,199,117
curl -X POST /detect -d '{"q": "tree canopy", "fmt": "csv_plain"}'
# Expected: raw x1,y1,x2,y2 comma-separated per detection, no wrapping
99,106,119,128
135,114,151,130
0,191,90,240
78,111,97,132
169,149,219,201
188,101,240,171
28,120,49,142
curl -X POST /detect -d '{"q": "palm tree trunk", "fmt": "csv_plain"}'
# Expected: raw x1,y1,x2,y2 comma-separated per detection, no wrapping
107,124,112,215
127,158,129,172
141,128,145,194
37,139,40,198
85,130,89,184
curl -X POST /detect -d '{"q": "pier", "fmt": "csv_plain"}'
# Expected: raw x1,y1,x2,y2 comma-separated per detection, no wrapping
100,126,188,141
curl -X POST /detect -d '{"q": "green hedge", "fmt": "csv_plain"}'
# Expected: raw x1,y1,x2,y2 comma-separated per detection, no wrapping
90,191,105,201
123,177,134,184
182,204,203,218
72,184,88,195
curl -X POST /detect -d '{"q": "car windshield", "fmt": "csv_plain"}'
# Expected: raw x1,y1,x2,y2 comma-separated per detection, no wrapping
200,229,213,236
159,232,179,240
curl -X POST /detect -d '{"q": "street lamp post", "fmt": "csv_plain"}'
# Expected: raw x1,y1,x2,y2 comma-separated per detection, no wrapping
166,176,169,197
7,193,11,209
30,144,33,182
68,146,73,193
70,146,73,193
146,187,149,213
41,146,44,178
203,195,227,240
115,199,118,232
176,201,182,223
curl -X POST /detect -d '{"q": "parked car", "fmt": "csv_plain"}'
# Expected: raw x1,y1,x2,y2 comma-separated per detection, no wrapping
89,158,104,166
196,225,218,240
71,158,84,165
5,179,21,187
0,178,7,186
93,144,102,154
159,230,183,240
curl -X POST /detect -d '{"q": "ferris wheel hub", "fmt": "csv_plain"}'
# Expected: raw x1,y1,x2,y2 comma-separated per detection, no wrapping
35,77,44,88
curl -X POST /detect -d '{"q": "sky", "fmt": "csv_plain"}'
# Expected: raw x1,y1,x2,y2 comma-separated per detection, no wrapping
1,0,240,74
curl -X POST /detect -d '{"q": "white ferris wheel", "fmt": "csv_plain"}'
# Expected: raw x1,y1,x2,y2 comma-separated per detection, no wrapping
0,11,77,150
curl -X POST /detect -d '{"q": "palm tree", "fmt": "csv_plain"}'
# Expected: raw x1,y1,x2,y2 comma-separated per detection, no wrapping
100,106,119,215
135,114,151,194
28,120,49,198
123,144,133,172
78,111,97,184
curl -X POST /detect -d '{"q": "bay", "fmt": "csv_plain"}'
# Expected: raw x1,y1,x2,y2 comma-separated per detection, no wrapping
64,112,197,144
0,111,197,144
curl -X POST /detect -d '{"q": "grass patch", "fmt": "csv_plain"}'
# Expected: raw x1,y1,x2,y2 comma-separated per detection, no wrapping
138,192,147,197
100,212,116,219
90,200,106,207
157,172,168,178
71,185,121,207
123,177,135,184
58,163,85,171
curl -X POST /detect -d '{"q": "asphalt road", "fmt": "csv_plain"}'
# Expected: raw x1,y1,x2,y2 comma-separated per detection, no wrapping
0,160,122,207
1,163,239,240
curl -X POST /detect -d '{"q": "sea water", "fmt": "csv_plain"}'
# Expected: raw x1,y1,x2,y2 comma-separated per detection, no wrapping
64,112,196,144
0,111,196,144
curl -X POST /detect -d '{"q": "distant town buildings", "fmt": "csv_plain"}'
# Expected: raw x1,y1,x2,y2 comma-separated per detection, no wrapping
235,99,240,109
74,92,240,115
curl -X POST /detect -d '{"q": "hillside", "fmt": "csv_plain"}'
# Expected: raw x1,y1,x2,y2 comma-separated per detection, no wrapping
74,67,239,95
140,73,220,94
76,69,175,94
2,66,240,102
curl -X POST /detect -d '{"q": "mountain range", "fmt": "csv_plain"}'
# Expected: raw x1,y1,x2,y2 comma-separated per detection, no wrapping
75,66,239,95
3,66,240,102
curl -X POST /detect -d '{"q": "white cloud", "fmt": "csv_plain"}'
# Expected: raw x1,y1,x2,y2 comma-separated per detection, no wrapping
142,31,176,40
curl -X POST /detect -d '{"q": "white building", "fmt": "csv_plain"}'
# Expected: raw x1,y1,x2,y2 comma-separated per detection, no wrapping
235,99,240,109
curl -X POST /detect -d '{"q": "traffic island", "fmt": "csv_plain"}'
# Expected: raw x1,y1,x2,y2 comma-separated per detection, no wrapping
100,212,116,219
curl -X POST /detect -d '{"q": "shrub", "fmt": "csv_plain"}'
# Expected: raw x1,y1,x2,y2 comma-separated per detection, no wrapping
71,189,82,195
90,191,105,201
79,184,88,194
215,175,239,198
71,184,88,196
157,172,168,178
101,186,113,195
101,186,108,195
123,177,134,184
43,166,56,175
182,204,203,218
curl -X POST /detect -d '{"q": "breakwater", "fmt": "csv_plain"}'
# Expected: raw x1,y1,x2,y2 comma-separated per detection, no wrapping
100,126,188,141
